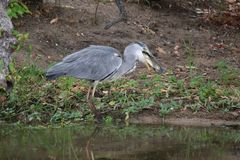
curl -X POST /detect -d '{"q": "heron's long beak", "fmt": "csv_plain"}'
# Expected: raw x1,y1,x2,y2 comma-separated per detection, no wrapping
144,51,165,74
144,61,152,72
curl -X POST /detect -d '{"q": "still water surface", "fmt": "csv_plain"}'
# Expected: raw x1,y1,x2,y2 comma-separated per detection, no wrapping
0,124,239,160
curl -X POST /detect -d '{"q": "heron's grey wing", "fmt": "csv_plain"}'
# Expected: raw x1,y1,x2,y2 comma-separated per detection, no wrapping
67,50,122,80
62,45,120,63
46,46,122,81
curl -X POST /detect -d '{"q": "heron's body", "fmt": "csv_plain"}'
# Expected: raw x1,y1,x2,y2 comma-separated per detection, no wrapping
46,44,148,81
46,42,164,122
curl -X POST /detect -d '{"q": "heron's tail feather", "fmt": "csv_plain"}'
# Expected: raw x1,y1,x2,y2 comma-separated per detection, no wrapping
46,62,68,80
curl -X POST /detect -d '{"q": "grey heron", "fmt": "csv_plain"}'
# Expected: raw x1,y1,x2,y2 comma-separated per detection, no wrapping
46,42,164,121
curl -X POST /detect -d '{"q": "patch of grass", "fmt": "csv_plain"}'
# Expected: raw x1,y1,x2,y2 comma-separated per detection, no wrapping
1,60,240,124
182,39,194,68
57,77,76,91
215,61,240,86
190,75,204,88
7,0,31,19
198,81,217,103
103,115,113,124
50,109,83,123
123,96,155,115
12,30,30,52
186,103,201,112
168,75,188,97
1,65,83,123
159,101,180,116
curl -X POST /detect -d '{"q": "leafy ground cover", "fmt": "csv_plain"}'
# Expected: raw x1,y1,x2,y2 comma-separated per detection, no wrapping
0,60,239,124
0,0,240,124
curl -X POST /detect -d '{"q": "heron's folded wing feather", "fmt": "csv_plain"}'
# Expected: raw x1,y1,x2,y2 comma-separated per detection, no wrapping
67,51,122,80
47,46,122,81
63,45,120,63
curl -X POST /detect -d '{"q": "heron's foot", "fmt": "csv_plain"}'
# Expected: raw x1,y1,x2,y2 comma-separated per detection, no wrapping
94,112,104,123
87,100,103,123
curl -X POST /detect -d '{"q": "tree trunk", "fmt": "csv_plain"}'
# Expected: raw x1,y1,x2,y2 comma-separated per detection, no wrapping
0,1,16,92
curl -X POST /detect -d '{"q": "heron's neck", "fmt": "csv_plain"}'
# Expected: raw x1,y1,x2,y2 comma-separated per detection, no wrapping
113,47,138,77
110,46,139,80
123,46,138,67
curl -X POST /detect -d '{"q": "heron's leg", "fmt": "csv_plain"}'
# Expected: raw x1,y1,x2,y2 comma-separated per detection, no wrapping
86,86,97,115
91,81,99,98
108,86,112,97
104,0,128,29
87,81,102,122
87,86,92,100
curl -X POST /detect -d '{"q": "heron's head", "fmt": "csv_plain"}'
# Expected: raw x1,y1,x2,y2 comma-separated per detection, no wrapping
132,42,165,74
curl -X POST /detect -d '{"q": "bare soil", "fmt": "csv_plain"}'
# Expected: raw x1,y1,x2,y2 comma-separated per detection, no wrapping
13,0,240,125
129,110,240,127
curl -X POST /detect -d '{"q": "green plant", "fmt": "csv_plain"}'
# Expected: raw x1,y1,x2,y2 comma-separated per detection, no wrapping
12,30,30,51
168,75,188,96
57,77,76,91
215,61,240,85
182,39,194,68
7,0,30,19
123,96,155,114
198,81,217,103
1,58,240,124
50,109,83,123
103,115,113,124
159,101,180,116
187,103,201,112
190,75,205,88
120,79,139,88
28,110,41,122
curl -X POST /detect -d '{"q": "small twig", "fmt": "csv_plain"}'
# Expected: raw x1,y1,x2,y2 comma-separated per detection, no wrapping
94,0,100,25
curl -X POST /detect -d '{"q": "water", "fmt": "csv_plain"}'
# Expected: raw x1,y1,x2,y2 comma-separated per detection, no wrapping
0,124,239,160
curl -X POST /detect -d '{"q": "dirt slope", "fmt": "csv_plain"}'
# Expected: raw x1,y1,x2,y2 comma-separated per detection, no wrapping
15,0,240,70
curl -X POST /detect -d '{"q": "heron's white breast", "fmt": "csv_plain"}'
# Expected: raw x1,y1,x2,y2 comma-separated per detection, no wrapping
126,62,137,74
135,50,145,63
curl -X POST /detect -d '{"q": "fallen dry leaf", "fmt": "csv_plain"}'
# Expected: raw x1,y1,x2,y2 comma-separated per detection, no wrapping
71,86,85,93
50,18,59,24
156,47,166,55
0,96,7,102
174,45,180,51
173,45,181,57
193,96,200,101
174,50,180,57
